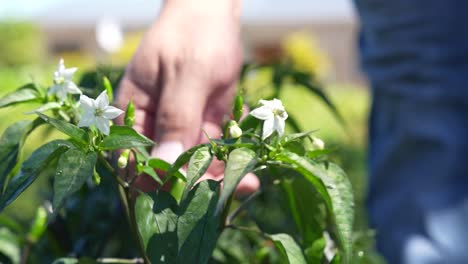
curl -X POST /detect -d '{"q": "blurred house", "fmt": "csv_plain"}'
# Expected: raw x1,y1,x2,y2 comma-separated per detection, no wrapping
34,0,361,83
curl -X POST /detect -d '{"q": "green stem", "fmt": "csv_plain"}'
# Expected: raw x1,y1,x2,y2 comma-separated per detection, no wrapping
98,153,129,189
220,192,235,229
226,190,261,225
125,190,151,264
98,153,150,263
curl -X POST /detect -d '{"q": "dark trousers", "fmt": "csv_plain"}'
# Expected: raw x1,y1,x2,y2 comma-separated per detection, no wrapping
354,1,468,263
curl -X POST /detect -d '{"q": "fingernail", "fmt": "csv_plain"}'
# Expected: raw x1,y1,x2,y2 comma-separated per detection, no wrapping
151,141,184,163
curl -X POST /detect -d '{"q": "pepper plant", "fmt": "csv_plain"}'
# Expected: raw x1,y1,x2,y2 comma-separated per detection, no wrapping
0,60,354,264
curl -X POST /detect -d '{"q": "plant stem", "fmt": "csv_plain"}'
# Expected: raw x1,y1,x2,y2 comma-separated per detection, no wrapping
96,258,144,263
220,192,235,229
125,190,151,264
19,239,32,264
98,153,129,189
226,190,261,225
98,152,150,263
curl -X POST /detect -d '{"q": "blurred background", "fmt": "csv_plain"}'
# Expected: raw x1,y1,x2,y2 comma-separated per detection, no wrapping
0,0,376,262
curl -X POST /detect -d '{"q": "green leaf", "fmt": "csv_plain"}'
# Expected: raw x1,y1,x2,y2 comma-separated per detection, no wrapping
135,180,221,264
52,258,78,264
37,113,89,146
25,102,62,114
177,180,221,263
269,233,307,264
0,215,24,234
181,146,212,201
0,227,20,264
281,177,326,247
0,140,71,212
147,158,185,182
53,149,97,210
135,191,178,263
280,130,316,145
0,119,43,191
137,163,164,185
276,152,354,263
306,148,336,159
165,144,208,181
216,148,257,214
99,126,154,150
0,83,40,108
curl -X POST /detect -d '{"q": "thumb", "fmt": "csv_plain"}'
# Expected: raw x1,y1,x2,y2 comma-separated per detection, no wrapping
152,76,208,160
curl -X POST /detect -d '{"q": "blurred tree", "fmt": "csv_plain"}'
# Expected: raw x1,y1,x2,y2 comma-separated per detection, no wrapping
0,21,46,67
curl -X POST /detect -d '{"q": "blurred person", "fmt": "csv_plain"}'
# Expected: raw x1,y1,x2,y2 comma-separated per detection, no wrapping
117,0,468,263
355,1,468,263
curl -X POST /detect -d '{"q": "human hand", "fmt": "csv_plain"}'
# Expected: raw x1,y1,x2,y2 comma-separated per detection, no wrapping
117,0,259,194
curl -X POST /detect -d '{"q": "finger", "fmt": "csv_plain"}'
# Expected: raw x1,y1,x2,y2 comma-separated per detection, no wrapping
198,121,225,176
154,71,208,148
204,83,237,124
116,75,158,137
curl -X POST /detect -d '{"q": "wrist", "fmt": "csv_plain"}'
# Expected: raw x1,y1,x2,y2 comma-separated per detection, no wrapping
163,0,241,20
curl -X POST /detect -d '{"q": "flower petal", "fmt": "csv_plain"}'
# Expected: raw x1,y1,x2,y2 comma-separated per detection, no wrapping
55,86,68,101
250,106,273,120
79,95,95,111
48,84,59,95
95,116,110,135
62,68,77,81
95,91,109,109
78,112,95,127
66,82,82,94
274,115,285,137
262,117,275,139
102,106,124,119
57,59,65,72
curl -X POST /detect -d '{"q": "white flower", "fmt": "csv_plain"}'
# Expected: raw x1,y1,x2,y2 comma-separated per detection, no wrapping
78,91,124,135
48,59,82,101
249,98,288,139
312,137,325,150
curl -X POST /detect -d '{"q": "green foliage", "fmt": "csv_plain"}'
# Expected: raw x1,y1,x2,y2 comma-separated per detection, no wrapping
277,152,354,262
182,146,213,201
37,113,89,146
99,126,154,150
269,233,307,264
216,148,257,213
0,83,42,108
53,149,97,210
0,119,42,190
135,180,221,264
0,64,368,264
0,22,46,67
0,140,71,212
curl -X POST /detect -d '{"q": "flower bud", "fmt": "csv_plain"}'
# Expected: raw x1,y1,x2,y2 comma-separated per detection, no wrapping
232,95,243,122
227,120,242,138
312,137,325,150
93,169,101,185
103,76,113,103
124,100,135,127
118,149,131,168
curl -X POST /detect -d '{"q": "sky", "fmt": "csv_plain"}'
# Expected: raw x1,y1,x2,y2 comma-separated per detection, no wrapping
0,0,355,24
